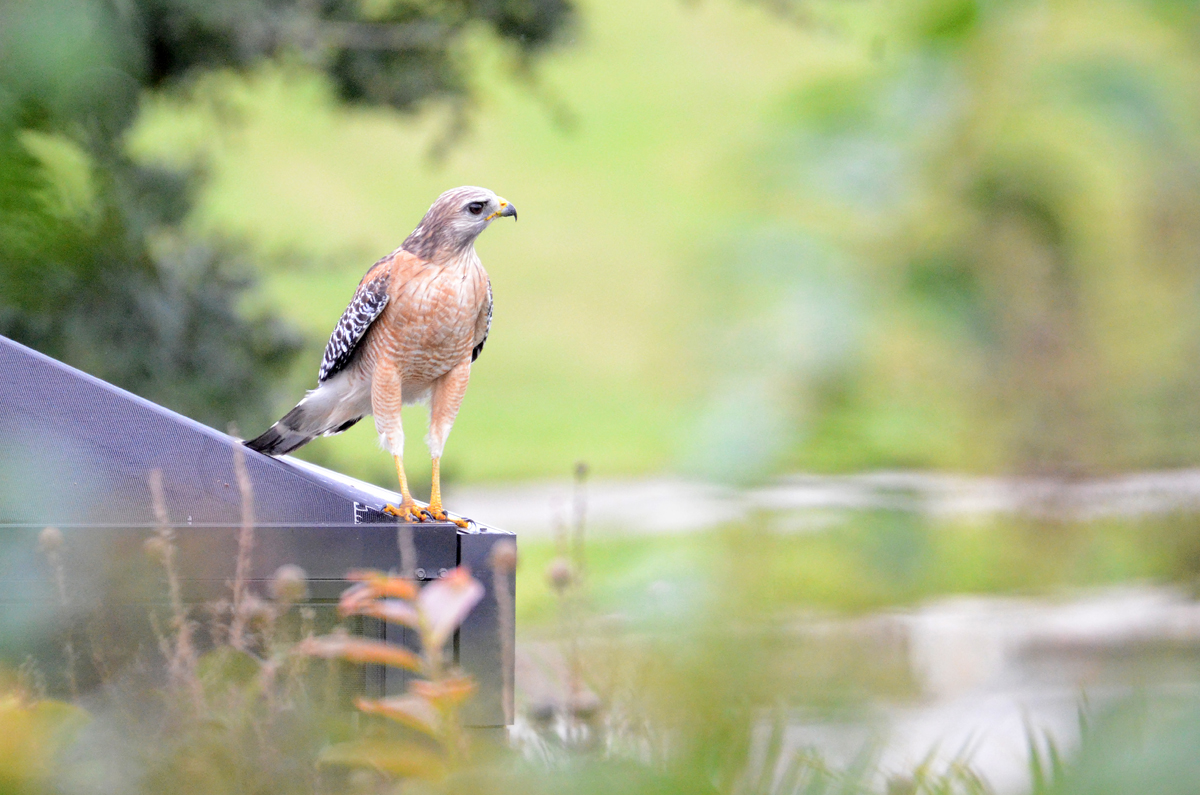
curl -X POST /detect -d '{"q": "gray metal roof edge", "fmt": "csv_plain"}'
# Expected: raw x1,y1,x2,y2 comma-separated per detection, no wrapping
1,335,509,535
1,335,382,512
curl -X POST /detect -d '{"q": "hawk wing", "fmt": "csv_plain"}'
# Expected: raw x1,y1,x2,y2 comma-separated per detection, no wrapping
318,259,392,383
471,277,493,363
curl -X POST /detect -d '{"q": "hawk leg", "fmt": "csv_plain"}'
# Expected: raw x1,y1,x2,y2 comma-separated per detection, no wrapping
383,455,426,522
427,457,469,528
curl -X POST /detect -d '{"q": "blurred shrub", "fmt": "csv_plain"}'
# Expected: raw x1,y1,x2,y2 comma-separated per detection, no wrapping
716,0,1200,476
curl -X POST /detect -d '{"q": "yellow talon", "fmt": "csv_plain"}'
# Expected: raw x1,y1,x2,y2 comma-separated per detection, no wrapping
383,501,424,522
425,456,469,527
426,509,469,529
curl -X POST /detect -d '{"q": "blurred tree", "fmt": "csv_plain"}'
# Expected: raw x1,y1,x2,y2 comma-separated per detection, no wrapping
723,0,1200,476
0,0,572,429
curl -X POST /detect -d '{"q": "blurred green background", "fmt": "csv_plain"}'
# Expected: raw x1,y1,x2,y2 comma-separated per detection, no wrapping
12,0,1200,491
9,1,1200,792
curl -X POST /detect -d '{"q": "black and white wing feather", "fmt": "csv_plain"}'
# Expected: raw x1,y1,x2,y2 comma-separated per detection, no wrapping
471,278,493,363
245,265,389,456
319,268,391,382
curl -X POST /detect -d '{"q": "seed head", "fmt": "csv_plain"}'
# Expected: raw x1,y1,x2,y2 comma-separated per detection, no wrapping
569,690,603,722
38,526,63,556
239,594,273,629
490,540,518,574
270,564,309,605
546,557,574,592
527,697,557,726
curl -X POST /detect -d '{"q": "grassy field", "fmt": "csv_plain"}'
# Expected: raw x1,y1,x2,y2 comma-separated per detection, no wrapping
512,511,1200,628
131,0,839,488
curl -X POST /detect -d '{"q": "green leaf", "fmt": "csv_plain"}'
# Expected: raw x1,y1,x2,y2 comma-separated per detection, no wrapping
318,738,446,780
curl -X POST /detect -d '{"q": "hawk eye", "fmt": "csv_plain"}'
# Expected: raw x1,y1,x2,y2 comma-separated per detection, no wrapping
467,201,485,215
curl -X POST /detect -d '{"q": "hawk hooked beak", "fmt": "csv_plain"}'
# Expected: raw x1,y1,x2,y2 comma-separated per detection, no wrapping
487,200,517,222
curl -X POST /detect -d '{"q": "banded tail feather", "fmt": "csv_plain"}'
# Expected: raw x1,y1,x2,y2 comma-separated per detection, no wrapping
244,405,315,456
244,375,365,456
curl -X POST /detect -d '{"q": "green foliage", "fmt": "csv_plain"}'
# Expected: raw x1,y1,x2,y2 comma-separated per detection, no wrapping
516,510,1200,625
0,690,88,795
132,0,572,108
0,1,299,428
720,0,1200,475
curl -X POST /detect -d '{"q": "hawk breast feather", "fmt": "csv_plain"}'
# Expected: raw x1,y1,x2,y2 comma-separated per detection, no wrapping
318,268,391,382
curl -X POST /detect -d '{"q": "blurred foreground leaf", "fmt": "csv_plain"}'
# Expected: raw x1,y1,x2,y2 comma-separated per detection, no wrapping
419,567,486,653
0,696,89,792
319,738,447,780
300,633,422,672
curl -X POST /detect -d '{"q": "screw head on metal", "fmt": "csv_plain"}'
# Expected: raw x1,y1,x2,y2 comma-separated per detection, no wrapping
438,568,448,578
415,567,427,579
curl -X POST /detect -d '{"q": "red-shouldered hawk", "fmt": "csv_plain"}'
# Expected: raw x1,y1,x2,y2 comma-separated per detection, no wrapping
246,186,516,527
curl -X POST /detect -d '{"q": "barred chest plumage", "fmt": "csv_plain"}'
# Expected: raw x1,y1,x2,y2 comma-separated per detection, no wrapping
367,251,490,391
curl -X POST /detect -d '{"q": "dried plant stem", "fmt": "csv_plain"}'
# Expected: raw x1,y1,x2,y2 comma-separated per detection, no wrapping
397,524,417,580
282,608,316,704
565,596,583,701
569,466,589,707
150,472,186,633
60,639,77,700
550,495,585,732
493,563,515,722
149,469,204,711
87,624,137,725
42,534,78,700
18,656,47,702
571,462,588,579
229,440,257,651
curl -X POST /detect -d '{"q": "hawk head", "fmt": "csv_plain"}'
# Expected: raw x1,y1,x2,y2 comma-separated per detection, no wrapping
403,186,517,259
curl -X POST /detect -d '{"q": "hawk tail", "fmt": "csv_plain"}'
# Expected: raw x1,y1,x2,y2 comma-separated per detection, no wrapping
245,376,363,456
245,404,318,456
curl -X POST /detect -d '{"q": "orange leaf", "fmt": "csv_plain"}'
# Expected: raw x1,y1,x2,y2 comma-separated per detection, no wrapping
337,583,377,617
357,599,420,628
356,694,439,737
346,570,418,600
299,634,421,672
410,675,476,708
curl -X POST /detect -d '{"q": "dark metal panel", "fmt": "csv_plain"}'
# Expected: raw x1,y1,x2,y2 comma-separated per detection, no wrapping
0,334,512,729
0,523,458,601
0,335,445,527
380,622,417,698
457,530,516,727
